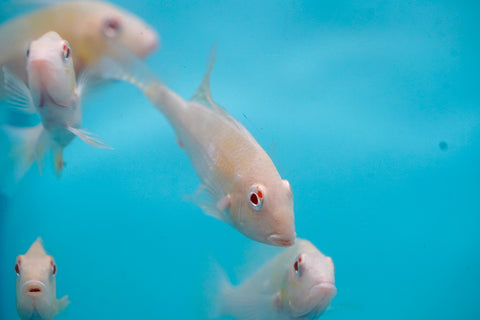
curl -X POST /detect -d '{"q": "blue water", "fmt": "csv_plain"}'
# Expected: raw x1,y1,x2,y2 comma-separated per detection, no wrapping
1,1,480,319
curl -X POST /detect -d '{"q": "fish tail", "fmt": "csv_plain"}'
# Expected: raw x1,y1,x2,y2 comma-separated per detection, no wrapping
208,262,235,318
0,124,42,196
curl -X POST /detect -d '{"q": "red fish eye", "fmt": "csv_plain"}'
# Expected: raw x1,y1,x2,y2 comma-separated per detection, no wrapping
294,256,303,277
62,43,71,60
14,263,20,275
51,260,57,275
250,193,259,205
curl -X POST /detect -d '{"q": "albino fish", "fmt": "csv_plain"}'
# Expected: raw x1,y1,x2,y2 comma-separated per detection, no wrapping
2,31,111,179
211,239,336,320
0,0,158,100
15,238,70,320
105,50,295,246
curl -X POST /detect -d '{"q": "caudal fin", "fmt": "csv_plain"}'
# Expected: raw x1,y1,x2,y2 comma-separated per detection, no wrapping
0,124,42,196
207,262,235,319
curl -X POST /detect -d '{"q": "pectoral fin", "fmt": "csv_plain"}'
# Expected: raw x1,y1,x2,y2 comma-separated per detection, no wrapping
55,295,70,314
53,149,64,177
67,126,113,150
2,66,36,114
188,184,231,224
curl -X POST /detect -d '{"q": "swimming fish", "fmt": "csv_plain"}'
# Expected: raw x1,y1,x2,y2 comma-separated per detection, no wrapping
211,239,336,320
104,50,295,246
2,30,111,178
0,0,158,100
15,238,70,320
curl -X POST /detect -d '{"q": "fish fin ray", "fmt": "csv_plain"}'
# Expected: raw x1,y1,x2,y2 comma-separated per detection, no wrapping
53,148,64,177
2,66,36,114
56,295,70,314
213,268,276,320
187,184,230,223
0,124,42,196
66,126,113,150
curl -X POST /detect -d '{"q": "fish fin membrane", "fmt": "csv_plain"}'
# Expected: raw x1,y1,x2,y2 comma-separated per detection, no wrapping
209,262,277,320
0,124,42,196
187,183,230,224
67,126,113,150
56,295,70,314
2,66,36,114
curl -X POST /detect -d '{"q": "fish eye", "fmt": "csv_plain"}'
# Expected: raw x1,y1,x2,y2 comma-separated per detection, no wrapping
248,185,264,211
14,263,20,275
102,17,122,38
293,255,303,277
62,41,71,62
51,260,57,276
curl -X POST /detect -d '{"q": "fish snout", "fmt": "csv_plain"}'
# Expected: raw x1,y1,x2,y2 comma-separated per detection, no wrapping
268,233,296,247
311,281,337,302
138,30,159,57
23,280,47,297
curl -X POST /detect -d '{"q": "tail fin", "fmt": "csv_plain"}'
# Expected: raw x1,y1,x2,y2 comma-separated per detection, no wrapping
211,263,236,318
0,124,42,196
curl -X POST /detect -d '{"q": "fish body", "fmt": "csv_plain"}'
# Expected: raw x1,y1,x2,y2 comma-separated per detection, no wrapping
1,30,110,184
129,52,296,246
15,238,70,320
0,0,158,99
213,239,336,320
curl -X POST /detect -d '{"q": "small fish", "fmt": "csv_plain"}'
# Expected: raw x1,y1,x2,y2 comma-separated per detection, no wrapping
15,238,70,320
2,30,111,178
212,239,336,320
102,50,296,246
0,0,158,100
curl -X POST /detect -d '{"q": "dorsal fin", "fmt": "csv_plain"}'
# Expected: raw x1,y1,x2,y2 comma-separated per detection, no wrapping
26,237,46,256
191,44,224,113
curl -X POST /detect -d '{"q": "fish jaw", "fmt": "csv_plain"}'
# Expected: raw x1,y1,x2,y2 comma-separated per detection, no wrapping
268,233,296,247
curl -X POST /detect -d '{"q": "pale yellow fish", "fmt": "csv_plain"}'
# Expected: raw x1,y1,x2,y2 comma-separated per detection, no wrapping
211,239,336,320
0,30,111,195
15,238,70,320
102,50,295,246
0,0,158,99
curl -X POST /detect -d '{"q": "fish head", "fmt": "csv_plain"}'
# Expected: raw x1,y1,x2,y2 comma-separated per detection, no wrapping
85,2,158,60
15,238,58,320
27,31,76,108
280,240,336,318
231,178,296,247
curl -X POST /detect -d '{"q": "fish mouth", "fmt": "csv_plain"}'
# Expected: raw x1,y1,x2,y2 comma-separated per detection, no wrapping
309,281,337,302
267,233,296,247
23,280,47,296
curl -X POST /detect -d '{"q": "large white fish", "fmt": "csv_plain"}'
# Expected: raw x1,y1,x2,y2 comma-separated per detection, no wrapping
2,30,111,181
0,0,158,100
105,51,296,246
15,238,70,320
211,239,336,320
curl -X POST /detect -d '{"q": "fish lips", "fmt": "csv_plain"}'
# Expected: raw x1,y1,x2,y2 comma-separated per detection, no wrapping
267,233,296,247
22,280,47,297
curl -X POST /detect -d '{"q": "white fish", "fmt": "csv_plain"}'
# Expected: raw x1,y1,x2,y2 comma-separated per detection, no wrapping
0,0,159,100
2,30,111,180
15,238,70,320
103,50,296,246
212,239,336,320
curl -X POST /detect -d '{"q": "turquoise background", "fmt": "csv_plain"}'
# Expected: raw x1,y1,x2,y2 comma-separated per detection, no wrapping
1,1,479,319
